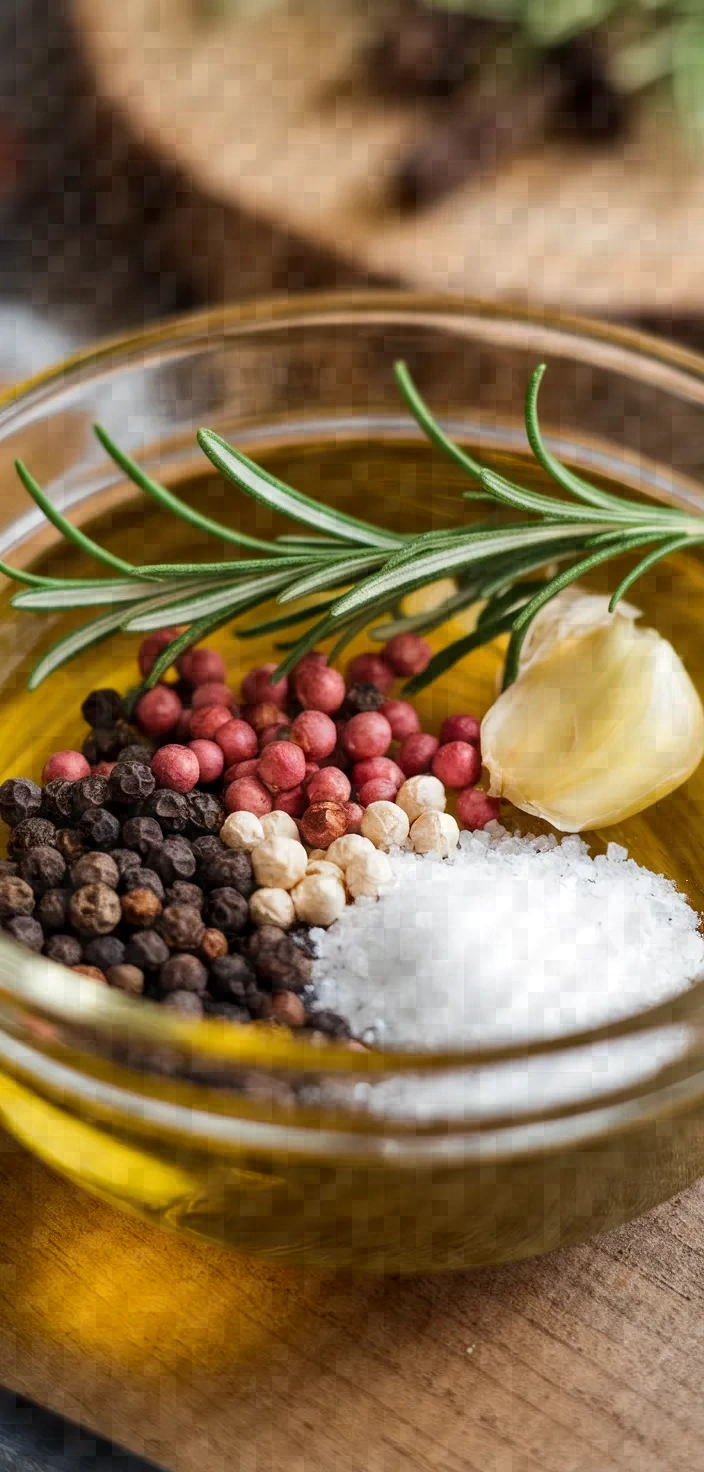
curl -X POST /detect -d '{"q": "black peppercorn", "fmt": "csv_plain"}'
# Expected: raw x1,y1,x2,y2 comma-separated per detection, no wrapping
165,881,204,912
123,866,165,901
341,682,385,718
70,775,109,818
206,887,248,936
149,836,196,885
208,952,256,1003
0,860,18,879
117,744,152,767
203,998,250,1023
82,724,131,764
83,934,126,970
162,990,204,1018
160,952,208,994
81,688,125,728
44,933,83,967
187,792,226,836
8,817,57,857
108,760,155,806
305,1009,352,1039
245,925,313,991
157,904,205,950
0,777,43,828
121,888,163,927
5,914,44,952
19,845,67,894
0,875,35,920
41,779,75,824
55,829,86,865
79,807,121,852
70,851,119,889
202,849,254,898
69,882,122,935
125,929,169,972
140,790,190,835
191,835,226,877
36,888,70,931
111,847,142,881
122,815,163,857
106,963,144,995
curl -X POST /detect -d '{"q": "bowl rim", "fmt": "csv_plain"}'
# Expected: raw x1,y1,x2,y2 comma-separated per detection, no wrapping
2,285,704,1077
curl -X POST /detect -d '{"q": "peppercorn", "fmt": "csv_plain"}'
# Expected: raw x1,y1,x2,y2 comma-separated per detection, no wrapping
358,778,400,807
380,699,422,741
198,927,229,962
162,881,202,914
118,744,153,767
160,952,208,994
84,934,126,970
340,682,385,719
245,925,313,991
192,682,237,713
258,723,291,750
201,848,254,897
36,888,69,930
440,713,481,747
397,733,439,778
140,789,190,835
0,876,35,919
45,933,82,967
125,929,169,972
305,1009,352,1039
123,868,165,903
300,801,348,851
191,834,226,873
148,836,196,885
43,750,92,785
111,847,142,881
6,914,44,951
156,903,205,950
271,991,306,1028
245,987,272,1020
122,888,163,927
187,740,224,786
249,887,295,929
345,653,395,693
108,760,156,805
243,701,283,736
215,718,259,767
70,774,109,818
258,740,306,795
260,810,300,843
208,951,256,1003
241,662,289,708
432,741,481,789
306,767,351,806
41,778,75,824
296,663,346,715
8,817,58,859
82,724,131,764
138,628,180,678
122,815,163,856
55,828,85,865
135,685,182,739
456,788,500,831
343,712,392,762
79,807,120,852
206,887,248,936
203,998,250,1023
72,963,108,983
187,791,226,837
151,744,200,795
162,990,204,1017
189,705,232,742
70,851,119,889
291,872,346,927
81,688,125,728
0,777,42,828
225,776,273,818
69,883,122,935
251,837,307,891
0,861,18,879
106,963,144,995
19,845,67,895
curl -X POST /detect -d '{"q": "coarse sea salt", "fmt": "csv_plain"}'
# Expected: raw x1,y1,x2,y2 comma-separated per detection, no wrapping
311,824,704,1051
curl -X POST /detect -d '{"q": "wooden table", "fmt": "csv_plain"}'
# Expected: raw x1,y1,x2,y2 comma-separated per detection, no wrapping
1,1124,702,1472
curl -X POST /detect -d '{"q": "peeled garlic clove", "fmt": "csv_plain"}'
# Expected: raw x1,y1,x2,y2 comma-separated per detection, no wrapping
481,590,704,832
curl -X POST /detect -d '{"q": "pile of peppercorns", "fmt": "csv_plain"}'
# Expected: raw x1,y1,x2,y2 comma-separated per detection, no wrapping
0,625,498,1043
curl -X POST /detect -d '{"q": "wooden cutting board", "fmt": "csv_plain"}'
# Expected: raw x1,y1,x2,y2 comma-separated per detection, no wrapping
1,1119,704,1471
72,0,704,315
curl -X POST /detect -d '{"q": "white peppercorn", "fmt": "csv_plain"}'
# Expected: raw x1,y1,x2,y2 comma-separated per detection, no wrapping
345,849,394,899
361,800,410,851
326,834,375,871
251,837,307,891
395,774,446,825
260,810,300,843
410,810,460,858
249,887,296,929
291,873,346,927
306,859,345,882
220,811,264,852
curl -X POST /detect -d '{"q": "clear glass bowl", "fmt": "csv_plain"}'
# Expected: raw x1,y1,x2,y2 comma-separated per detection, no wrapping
0,292,703,1273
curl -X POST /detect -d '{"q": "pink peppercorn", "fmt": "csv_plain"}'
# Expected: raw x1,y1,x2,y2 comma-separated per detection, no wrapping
179,646,226,686
346,652,395,693
273,786,306,819
352,756,404,791
42,750,91,784
135,685,182,739
243,701,283,735
91,761,116,779
383,633,433,677
300,801,348,849
306,767,351,805
215,718,258,766
357,778,400,806
397,731,439,777
343,711,392,761
258,740,306,794
380,699,421,740
291,709,337,761
456,788,500,831
188,739,225,785
296,663,346,715
189,704,232,741
240,662,288,709
151,744,200,794
225,776,272,817
432,741,481,789
191,683,237,712
259,724,290,749
440,713,481,747
138,628,181,678
224,758,259,784
343,801,364,834
304,761,319,783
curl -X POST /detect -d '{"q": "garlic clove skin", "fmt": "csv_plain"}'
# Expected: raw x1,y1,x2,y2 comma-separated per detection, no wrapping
481,590,704,832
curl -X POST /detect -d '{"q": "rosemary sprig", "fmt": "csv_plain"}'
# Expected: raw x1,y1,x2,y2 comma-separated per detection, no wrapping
5,360,704,698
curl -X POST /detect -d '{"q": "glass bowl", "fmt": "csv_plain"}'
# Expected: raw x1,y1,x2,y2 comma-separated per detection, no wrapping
0,292,704,1273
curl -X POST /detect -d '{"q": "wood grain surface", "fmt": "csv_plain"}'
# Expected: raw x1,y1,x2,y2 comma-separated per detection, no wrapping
0,1122,702,1472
